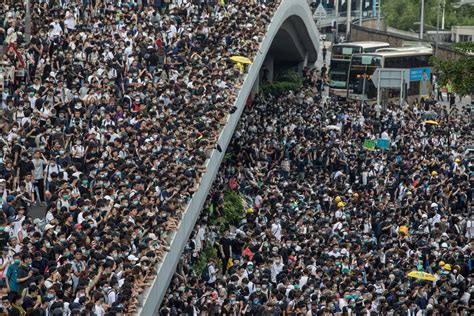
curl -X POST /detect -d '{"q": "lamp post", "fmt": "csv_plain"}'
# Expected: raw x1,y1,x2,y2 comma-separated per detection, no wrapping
346,0,352,37
25,0,31,44
377,0,382,30
435,0,441,56
335,0,339,41
359,0,363,26
420,0,425,39
441,0,446,30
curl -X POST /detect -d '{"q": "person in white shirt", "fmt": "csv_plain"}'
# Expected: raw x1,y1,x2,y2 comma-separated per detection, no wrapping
466,214,474,239
49,19,63,38
64,10,76,32
271,257,284,283
207,260,218,285
271,219,282,242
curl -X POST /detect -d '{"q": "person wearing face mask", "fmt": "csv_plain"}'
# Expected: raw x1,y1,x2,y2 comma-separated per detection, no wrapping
31,251,48,276
6,253,32,295
56,190,71,212
271,256,284,283
71,250,86,291
248,282,267,313
44,158,61,193
71,140,85,169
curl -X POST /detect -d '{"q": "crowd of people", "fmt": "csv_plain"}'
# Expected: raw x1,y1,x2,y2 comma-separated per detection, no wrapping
161,67,473,315
0,0,281,314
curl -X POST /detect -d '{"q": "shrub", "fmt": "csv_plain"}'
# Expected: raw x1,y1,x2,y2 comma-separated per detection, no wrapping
223,189,244,226
193,243,219,274
260,70,303,95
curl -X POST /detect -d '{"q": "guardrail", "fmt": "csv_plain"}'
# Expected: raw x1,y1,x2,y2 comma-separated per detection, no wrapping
135,0,320,315
313,9,379,26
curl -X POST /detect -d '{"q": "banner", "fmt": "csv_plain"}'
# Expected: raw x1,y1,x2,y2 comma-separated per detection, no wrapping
376,139,390,150
409,67,430,81
363,139,376,151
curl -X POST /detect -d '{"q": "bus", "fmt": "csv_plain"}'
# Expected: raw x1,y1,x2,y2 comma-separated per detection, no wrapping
329,41,390,99
347,47,433,104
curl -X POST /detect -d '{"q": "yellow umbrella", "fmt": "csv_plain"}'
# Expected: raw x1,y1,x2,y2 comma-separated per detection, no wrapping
407,271,437,281
424,120,439,125
230,56,253,64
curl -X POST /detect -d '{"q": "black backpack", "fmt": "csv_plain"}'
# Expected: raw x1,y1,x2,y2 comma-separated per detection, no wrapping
201,264,210,282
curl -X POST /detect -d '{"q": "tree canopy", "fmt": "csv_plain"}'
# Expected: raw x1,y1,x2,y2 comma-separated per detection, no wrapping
430,42,474,96
383,0,474,32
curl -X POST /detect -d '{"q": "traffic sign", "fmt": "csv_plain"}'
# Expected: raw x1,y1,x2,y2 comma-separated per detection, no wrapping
371,68,411,106
371,68,410,89
313,3,327,19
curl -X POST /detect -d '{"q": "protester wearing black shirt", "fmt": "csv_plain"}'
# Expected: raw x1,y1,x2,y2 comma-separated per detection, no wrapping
32,252,48,276
219,229,232,275
16,154,34,180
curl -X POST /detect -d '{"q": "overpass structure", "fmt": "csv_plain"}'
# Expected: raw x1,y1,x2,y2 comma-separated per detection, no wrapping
136,0,320,315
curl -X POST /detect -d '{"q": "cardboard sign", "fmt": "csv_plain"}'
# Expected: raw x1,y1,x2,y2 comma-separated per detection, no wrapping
376,139,390,150
363,139,376,151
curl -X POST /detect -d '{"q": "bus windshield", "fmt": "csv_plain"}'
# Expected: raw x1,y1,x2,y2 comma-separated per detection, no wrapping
348,55,382,98
329,59,350,88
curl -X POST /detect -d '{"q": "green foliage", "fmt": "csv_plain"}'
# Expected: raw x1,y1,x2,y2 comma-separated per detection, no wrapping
454,41,474,53
260,70,304,95
277,70,304,85
383,0,474,32
383,0,420,31
192,190,244,274
193,243,219,274
223,189,244,226
430,43,474,96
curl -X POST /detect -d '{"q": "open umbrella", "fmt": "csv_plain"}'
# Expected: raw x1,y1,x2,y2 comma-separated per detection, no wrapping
424,120,439,126
407,271,437,281
230,56,253,64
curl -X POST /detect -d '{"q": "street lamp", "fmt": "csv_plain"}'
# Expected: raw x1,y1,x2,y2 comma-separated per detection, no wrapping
435,0,441,56
335,0,339,41
420,0,425,39
377,0,382,30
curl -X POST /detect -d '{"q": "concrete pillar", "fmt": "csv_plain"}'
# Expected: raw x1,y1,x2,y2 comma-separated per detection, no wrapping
298,52,309,72
262,55,274,83
251,77,260,96
25,0,31,44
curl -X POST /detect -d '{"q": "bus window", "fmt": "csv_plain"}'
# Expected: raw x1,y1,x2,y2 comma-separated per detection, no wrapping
419,55,430,67
407,80,420,96
329,72,348,88
332,46,361,59
330,59,350,71
384,57,402,68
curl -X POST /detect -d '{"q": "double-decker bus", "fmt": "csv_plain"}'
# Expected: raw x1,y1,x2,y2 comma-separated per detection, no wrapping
329,41,390,99
347,47,433,104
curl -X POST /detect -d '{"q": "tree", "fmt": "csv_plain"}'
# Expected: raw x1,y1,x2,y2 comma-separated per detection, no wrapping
382,0,474,32
430,42,474,96
383,0,420,31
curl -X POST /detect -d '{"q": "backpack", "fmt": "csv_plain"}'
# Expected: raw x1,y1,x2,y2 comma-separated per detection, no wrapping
201,264,210,282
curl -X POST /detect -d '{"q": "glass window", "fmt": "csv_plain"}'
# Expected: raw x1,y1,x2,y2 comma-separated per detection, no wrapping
330,60,350,72
342,47,353,55
362,56,373,65
407,80,420,96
